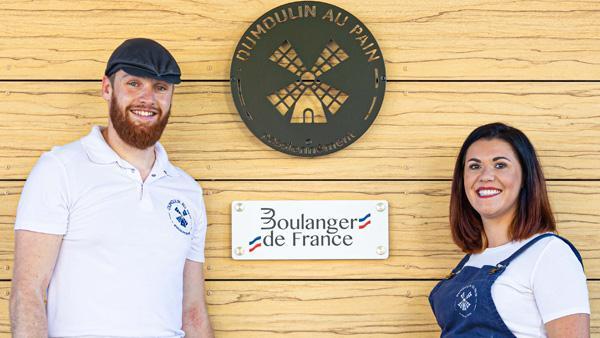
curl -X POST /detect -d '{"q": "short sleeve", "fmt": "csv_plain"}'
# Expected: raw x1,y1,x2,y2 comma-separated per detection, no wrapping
187,188,207,262
15,152,70,235
532,238,590,323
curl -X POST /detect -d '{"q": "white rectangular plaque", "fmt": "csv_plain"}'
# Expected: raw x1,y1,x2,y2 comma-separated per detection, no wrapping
231,200,389,260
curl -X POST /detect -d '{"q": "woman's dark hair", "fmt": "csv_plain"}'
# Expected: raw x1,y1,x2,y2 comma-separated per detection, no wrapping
450,122,556,253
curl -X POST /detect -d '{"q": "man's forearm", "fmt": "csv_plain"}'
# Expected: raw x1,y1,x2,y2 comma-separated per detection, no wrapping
10,285,48,338
183,308,214,338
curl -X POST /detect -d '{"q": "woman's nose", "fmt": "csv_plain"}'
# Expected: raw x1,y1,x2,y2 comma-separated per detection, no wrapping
480,166,495,182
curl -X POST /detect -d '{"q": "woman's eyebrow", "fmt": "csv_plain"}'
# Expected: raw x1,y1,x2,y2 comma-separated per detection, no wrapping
466,158,481,163
493,156,511,162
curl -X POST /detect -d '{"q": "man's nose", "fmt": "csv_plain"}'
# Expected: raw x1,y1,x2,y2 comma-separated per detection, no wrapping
138,85,155,104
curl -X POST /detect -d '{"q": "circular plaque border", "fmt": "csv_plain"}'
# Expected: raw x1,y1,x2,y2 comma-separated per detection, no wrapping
230,1,386,157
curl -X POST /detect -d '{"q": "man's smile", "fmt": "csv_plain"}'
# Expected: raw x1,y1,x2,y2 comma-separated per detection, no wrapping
130,109,157,117
129,108,159,122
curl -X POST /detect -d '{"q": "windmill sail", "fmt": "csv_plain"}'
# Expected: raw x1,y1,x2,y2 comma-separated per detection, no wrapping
266,39,350,123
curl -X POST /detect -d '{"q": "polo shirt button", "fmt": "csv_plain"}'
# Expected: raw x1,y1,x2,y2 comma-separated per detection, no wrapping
151,174,156,177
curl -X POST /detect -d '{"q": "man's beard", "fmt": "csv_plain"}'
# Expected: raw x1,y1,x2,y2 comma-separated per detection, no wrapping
109,93,170,149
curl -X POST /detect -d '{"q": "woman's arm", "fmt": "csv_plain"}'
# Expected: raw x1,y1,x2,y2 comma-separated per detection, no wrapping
545,313,589,338
532,238,590,337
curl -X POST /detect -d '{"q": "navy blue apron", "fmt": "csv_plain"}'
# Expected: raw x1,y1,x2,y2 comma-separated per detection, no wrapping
429,233,583,337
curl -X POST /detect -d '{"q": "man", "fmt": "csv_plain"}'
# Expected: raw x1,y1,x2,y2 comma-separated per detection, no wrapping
10,38,214,338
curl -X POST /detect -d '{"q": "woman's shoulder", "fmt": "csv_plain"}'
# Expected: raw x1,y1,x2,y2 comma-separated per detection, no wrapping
529,234,584,273
528,234,589,322
466,233,578,269
497,234,585,291
511,233,581,271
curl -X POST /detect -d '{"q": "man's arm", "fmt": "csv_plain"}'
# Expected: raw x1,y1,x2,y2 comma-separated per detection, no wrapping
182,259,214,338
10,230,63,338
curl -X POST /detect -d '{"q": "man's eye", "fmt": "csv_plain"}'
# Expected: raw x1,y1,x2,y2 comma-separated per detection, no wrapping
128,81,139,87
157,86,167,91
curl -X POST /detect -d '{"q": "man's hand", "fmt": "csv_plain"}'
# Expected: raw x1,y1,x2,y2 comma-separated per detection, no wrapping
182,260,214,338
10,230,63,338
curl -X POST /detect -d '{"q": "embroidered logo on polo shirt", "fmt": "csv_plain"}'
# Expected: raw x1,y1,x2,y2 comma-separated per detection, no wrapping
167,199,193,235
454,284,478,318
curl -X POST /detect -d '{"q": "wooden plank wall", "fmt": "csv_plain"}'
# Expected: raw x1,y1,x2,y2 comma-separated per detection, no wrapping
1,0,600,336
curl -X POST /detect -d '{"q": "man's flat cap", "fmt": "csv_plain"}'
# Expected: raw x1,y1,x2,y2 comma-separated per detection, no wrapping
105,38,181,84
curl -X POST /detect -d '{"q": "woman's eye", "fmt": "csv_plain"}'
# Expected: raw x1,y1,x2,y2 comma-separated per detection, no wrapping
495,162,507,169
468,163,480,170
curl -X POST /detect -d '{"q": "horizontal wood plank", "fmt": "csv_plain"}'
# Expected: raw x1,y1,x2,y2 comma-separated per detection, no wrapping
1,181,599,280
1,82,599,179
2,281,600,336
2,1,600,80
0,283,6,336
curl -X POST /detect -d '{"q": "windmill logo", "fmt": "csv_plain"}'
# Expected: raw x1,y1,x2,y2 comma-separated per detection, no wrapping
230,1,386,157
455,284,478,318
167,199,193,235
266,39,349,124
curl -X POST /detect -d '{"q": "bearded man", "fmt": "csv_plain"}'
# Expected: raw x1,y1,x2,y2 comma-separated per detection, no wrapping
10,38,214,338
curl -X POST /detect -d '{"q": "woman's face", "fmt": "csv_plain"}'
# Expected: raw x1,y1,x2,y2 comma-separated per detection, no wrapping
463,138,523,226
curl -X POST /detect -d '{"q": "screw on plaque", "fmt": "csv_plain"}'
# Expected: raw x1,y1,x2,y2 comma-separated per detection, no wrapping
376,202,386,212
234,246,244,256
376,246,386,255
234,202,244,212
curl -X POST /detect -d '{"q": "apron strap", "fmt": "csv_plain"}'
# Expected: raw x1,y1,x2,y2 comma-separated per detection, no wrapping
497,233,584,270
444,253,471,279
452,254,472,273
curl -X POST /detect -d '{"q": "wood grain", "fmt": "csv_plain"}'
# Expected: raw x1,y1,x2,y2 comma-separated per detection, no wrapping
2,1,600,80
0,282,8,335
2,1,600,337
1,281,600,337
1,82,599,179
1,181,599,280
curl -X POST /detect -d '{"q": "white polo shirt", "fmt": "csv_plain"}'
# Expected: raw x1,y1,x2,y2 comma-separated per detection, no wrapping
15,126,207,338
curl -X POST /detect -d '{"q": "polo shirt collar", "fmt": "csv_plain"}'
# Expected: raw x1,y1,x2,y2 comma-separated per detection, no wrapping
154,139,180,177
81,125,180,177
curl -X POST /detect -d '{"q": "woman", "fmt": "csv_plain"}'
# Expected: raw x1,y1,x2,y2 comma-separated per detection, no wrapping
429,123,590,337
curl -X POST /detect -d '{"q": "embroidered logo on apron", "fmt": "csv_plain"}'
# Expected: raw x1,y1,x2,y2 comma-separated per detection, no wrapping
454,284,478,318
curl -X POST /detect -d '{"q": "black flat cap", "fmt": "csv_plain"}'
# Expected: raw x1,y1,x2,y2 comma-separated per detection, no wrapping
105,38,181,84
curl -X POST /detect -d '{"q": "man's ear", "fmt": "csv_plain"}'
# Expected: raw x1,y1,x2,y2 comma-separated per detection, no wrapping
101,75,112,102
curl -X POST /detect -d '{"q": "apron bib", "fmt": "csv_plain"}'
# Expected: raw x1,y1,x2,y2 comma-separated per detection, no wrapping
429,233,583,337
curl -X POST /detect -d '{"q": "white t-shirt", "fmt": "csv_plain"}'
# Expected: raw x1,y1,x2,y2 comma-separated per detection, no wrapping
15,126,207,337
464,233,590,338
